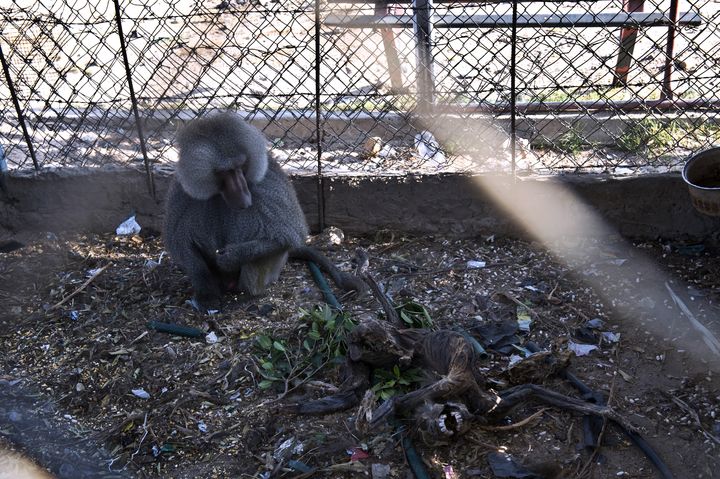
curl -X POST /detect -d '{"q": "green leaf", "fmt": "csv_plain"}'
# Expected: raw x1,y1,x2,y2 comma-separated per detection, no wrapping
258,380,275,389
273,341,286,352
256,335,273,350
393,365,401,377
258,370,280,380
380,389,396,400
308,330,321,341
261,362,275,370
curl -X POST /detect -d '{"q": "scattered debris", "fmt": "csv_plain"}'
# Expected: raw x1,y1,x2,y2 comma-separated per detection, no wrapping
50,263,109,310
467,260,486,269
371,462,391,479
115,214,141,235
414,131,446,167
364,137,383,157
666,282,720,356
568,341,598,357
487,451,545,479
0,232,717,478
131,388,150,399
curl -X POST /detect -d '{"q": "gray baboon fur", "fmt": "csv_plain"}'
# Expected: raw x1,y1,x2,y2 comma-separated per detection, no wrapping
164,111,364,308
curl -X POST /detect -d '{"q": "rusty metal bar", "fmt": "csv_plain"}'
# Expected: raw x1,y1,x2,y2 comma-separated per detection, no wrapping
612,0,644,86
660,0,679,100
112,0,156,199
377,2,405,92
0,42,40,171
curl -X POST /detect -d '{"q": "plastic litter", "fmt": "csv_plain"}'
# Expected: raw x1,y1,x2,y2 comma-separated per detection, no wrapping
86,267,104,278
473,320,520,355
377,144,397,158
568,341,598,356
587,318,605,329
274,437,303,460
371,463,391,479
602,331,621,343
144,252,165,271
414,131,446,167
516,305,532,332
288,460,312,473
197,420,207,433
132,388,150,399
348,447,369,461
116,215,141,235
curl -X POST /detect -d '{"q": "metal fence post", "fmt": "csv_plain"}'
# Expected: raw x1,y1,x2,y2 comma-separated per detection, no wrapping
413,0,434,113
112,0,155,199
314,0,325,232
661,0,679,100
0,42,40,171
510,0,517,176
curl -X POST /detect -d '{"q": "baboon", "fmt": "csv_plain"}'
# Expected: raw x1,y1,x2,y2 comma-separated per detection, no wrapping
164,111,365,308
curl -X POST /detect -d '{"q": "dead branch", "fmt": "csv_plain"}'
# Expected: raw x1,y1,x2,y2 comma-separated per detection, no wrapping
481,408,547,431
355,248,403,328
50,264,110,310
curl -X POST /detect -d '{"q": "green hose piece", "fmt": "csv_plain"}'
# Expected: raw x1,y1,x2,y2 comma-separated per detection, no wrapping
147,320,205,338
307,261,343,310
400,426,432,479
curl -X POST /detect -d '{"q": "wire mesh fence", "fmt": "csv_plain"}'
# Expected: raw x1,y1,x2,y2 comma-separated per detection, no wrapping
1,0,719,184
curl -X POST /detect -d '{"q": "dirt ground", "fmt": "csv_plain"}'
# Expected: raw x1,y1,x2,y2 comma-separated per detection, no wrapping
0,228,719,479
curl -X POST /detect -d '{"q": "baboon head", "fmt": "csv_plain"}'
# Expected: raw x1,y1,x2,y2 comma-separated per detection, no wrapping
175,111,269,208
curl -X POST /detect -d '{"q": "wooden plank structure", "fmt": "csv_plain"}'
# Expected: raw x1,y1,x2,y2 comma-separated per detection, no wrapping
324,0,702,109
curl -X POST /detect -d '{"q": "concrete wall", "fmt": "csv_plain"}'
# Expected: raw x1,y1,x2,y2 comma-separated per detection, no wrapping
1,167,718,241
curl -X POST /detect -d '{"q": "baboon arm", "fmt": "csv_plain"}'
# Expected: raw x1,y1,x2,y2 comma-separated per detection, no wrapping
187,244,223,307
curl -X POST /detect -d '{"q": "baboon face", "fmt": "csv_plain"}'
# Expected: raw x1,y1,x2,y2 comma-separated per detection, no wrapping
175,112,269,208
215,154,252,209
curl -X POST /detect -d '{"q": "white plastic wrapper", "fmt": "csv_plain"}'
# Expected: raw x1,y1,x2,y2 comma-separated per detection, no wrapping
377,144,397,158
414,131,446,167
601,331,621,343
116,215,141,235
568,341,598,356
198,420,208,433
132,388,151,399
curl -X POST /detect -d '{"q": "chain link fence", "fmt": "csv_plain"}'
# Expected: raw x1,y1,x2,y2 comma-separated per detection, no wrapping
1,0,719,183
